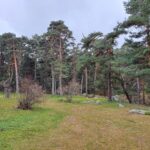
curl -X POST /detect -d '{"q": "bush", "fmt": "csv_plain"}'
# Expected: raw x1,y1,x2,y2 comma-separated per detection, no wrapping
17,78,44,110
64,81,80,103
65,95,72,103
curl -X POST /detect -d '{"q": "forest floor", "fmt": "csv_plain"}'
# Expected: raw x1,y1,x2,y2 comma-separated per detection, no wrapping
0,94,150,150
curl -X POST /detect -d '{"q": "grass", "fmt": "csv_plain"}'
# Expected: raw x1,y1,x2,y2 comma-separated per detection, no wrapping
0,94,66,150
48,94,109,104
0,93,150,150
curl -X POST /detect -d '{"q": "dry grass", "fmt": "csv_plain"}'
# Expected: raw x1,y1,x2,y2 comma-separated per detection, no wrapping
0,94,150,150
18,102,150,150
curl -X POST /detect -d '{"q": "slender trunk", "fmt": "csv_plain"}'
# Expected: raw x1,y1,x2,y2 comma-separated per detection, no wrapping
3,70,13,98
51,65,55,95
59,72,63,95
146,25,150,62
108,64,112,100
54,80,57,94
85,67,88,95
4,87,10,98
81,74,83,95
94,63,99,94
72,48,77,83
141,80,146,104
146,25,150,47
136,77,141,104
59,38,63,95
13,51,19,93
34,59,37,81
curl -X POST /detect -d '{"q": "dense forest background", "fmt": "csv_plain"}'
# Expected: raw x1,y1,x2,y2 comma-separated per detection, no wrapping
0,0,150,104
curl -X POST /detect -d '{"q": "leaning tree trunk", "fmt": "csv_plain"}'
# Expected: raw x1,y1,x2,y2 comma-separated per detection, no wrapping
120,78,132,104
13,51,19,93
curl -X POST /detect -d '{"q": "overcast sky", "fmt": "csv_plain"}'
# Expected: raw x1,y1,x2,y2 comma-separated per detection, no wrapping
0,0,127,42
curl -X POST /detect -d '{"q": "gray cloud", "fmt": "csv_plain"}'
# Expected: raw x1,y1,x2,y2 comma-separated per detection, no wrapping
0,0,127,42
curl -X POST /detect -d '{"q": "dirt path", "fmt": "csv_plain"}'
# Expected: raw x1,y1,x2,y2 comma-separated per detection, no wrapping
17,102,150,150
37,104,150,150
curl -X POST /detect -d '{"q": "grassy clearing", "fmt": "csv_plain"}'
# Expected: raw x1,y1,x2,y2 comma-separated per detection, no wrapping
0,93,150,150
0,94,66,150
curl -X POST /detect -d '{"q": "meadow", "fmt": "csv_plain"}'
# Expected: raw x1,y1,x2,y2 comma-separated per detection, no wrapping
0,94,150,150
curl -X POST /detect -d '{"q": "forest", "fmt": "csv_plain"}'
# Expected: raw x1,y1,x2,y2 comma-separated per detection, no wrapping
0,0,150,149
1,0,150,105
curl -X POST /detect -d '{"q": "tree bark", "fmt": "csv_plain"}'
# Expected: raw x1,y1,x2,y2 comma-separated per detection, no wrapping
85,67,88,95
34,59,37,81
51,64,55,95
107,64,112,101
81,74,83,95
53,79,57,94
120,78,132,103
72,48,77,83
136,77,141,104
141,80,146,104
94,63,99,94
59,38,63,95
13,51,19,93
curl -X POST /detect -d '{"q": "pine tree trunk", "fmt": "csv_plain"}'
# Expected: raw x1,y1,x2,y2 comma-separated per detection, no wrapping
13,51,19,93
146,25,150,47
107,64,112,100
72,48,77,83
34,59,37,81
120,78,132,103
142,80,146,104
59,38,63,95
55,80,57,94
59,70,63,95
94,63,99,94
51,65,55,95
146,25,150,62
136,77,141,104
85,67,88,95
81,74,83,95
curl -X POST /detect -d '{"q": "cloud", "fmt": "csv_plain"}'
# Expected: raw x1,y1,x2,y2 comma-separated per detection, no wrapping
0,0,127,43
0,19,20,36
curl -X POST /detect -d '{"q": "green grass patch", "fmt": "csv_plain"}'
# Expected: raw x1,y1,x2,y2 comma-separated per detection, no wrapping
47,94,108,104
145,111,150,115
0,94,66,150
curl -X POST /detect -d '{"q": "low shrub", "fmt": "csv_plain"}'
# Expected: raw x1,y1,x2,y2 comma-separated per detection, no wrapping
17,78,44,110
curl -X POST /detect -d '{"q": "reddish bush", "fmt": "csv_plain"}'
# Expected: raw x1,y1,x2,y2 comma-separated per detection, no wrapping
17,78,44,110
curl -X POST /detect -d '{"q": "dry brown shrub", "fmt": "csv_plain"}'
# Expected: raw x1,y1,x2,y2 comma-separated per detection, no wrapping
17,78,44,110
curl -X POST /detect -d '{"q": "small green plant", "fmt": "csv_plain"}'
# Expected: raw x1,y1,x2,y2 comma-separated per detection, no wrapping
145,111,150,115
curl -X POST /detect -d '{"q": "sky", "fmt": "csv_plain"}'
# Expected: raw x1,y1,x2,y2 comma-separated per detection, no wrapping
0,0,127,43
